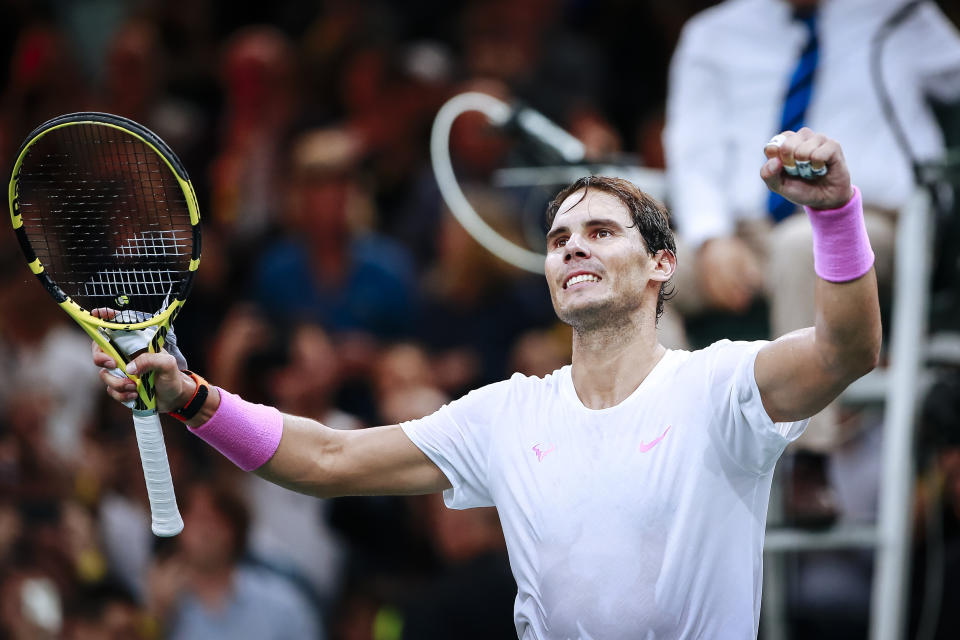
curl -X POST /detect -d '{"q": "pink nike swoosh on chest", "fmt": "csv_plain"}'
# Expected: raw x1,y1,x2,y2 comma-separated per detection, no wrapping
638,426,671,453
532,443,555,462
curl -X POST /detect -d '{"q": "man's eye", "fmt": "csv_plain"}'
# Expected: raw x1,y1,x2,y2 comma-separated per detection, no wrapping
555,238,567,248
596,229,611,238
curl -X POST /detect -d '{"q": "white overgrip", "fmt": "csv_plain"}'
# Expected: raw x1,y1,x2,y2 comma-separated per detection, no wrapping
131,410,184,536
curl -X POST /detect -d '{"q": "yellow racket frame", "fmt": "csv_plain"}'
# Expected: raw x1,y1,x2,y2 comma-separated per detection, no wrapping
8,114,201,410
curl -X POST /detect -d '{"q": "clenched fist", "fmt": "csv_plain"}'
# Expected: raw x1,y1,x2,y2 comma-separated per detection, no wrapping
761,128,854,211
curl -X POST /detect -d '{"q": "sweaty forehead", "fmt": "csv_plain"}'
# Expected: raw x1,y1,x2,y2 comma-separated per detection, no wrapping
553,189,631,226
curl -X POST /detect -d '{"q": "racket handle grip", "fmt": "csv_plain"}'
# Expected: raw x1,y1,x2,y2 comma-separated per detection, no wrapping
132,411,184,536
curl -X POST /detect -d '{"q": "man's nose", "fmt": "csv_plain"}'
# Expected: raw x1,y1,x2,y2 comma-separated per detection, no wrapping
564,235,590,261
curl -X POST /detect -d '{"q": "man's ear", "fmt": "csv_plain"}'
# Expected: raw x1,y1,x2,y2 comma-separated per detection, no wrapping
648,249,676,283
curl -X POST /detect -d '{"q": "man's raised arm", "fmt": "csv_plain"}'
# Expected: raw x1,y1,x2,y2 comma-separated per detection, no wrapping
93,346,451,497
753,128,882,423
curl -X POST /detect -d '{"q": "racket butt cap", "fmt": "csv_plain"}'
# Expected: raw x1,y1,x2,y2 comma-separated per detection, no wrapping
152,516,184,537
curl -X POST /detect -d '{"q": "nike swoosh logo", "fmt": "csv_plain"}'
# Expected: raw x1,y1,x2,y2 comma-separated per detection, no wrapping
638,426,671,453
532,443,555,462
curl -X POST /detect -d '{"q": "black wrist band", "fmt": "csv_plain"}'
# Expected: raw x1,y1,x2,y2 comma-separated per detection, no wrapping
169,370,209,421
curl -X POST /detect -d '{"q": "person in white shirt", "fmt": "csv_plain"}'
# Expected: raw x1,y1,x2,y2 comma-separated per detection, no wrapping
664,0,960,453
94,129,880,639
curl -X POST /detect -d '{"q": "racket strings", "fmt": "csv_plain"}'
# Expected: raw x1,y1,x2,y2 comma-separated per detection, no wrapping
17,122,194,319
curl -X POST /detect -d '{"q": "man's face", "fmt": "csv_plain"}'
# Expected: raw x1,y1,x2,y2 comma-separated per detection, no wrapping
544,189,660,331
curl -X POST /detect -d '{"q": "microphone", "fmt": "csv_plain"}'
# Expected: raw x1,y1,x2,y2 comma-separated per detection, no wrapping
504,103,586,164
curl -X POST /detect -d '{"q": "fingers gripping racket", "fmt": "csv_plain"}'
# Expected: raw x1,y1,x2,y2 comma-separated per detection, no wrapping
8,113,201,536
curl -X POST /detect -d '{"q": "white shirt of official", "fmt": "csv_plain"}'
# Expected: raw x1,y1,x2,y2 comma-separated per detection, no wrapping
664,0,960,248
402,340,809,640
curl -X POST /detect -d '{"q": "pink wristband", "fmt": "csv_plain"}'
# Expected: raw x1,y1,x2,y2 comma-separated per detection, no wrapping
805,186,875,283
188,388,283,471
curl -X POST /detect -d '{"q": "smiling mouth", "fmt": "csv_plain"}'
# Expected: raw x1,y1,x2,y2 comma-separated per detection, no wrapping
564,274,601,289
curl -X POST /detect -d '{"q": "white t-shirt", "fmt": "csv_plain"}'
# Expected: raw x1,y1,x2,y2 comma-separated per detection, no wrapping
401,340,808,640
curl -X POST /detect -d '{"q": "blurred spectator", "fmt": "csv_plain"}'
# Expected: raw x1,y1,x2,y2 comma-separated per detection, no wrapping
251,130,418,339
0,499,22,569
298,2,383,120
172,228,237,375
0,564,63,640
210,26,299,236
217,319,357,607
373,342,449,426
50,0,133,84
664,0,960,520
567,106,623,160
63,582,146,640
460,0,603,127
299,3,451,201
337,39,451,218
147,0,221,120
98,18,208,180
326,344,448,639
416,187,556,393
0,234,101,470
509,325,572,379
245,473,347,615
445,0,620,201
146,480,322,639
0,24,89,161
446,79,514,180
393,493,516,640
1,394,68,504
58,500,109,588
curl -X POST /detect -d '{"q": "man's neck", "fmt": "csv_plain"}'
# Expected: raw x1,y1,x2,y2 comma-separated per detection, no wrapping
569,309,666,410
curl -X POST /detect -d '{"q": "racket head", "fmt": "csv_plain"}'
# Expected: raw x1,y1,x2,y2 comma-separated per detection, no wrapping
8,112,202,410
9,112,201,333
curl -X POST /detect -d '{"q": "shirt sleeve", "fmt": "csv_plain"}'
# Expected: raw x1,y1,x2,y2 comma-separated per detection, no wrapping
401,381,509,509
910,2,960,103
663,15,737,248
703,340,809,475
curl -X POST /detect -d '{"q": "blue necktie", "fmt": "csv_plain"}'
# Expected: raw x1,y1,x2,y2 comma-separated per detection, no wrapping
768,12,819,222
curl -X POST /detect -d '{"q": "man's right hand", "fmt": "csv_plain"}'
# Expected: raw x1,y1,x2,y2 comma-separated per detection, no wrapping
92,343,195,413
695,235,763,313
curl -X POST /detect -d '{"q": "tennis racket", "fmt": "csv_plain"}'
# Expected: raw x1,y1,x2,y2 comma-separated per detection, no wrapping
8,112,201,536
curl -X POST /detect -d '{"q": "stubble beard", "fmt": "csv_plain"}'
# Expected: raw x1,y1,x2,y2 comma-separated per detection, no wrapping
554,291,641,337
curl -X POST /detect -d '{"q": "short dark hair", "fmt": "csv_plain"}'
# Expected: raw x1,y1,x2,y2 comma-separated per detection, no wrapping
546,176,677,320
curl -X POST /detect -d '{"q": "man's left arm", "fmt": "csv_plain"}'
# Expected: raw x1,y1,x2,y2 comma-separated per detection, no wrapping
754,129,883,423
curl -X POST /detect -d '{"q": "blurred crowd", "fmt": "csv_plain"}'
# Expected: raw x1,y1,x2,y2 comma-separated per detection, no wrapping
0,0,959,639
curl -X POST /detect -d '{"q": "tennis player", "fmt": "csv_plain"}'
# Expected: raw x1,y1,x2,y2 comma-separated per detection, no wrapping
95,128,880,639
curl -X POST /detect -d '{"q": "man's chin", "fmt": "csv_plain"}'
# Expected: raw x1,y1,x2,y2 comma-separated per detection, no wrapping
556,299,617,332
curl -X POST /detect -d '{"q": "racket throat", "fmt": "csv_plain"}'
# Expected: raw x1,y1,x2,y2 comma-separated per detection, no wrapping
102,325,168,411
